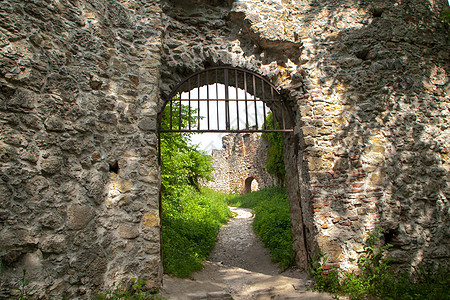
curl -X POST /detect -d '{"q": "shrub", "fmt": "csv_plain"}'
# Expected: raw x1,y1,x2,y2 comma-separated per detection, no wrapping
228,187,294,269
162,187,231,277
311,229,450,300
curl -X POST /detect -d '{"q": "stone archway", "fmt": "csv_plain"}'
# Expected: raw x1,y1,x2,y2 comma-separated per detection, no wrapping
243,176,259,193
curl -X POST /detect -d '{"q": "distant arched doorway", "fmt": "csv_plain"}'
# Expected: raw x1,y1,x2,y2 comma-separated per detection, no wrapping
243,177,259,193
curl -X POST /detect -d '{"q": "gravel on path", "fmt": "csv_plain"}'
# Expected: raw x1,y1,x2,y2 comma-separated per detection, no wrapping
160,207,335,300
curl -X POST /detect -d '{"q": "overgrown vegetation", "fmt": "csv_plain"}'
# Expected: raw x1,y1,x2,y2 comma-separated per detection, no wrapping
160,101,231,277
162,187,231,277
311,229,450,299
261,113,285,185
228,187,294,269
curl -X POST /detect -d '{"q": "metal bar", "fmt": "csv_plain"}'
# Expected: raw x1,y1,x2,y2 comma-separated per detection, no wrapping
165,66,282,105
235,69,239,130
224,68,230,130
206,70,210,130
244,72,248,129
158,130,161,164
281,99,286,130
197,73,201,130
160,129,293,133
271,87,276,129
253,74,258,129
169,97,173,131
188,78,191,130
216,69,219,130
261,77,266,130
178,88,182,130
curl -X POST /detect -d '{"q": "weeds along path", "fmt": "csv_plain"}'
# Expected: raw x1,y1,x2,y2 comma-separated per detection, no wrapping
160,207,335,300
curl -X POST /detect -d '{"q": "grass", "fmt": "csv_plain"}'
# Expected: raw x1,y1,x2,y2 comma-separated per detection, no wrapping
228,187,295,269
161,187,232,277
311,229,450,300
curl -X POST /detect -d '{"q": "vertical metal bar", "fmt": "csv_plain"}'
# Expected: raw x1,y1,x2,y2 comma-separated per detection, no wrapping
178,88,182,130
281,99,286,130
271,87,276,129
235,69,239,130
244,72,248,129
224,68,230,130
169,97,173,130
197,73,201,130
216,69,219,130
253,74,258,130
188,78,191,130
261,78,266,130
158,130,161,164
206,71,210,130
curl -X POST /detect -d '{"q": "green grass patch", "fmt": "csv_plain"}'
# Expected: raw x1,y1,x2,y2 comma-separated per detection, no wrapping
228,187,294,269
311,229,450,300
162,187,232,277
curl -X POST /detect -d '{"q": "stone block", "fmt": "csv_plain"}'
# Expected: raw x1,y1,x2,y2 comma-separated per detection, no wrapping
67,205,94,230
142,210,160,228
40,234,66,253
119,224,140,239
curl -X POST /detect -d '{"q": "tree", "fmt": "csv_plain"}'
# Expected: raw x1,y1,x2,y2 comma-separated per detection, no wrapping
160,100,213,194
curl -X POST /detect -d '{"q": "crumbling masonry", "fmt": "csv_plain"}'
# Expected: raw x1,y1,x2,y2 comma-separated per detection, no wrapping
0,0,449,298
201,132,277,194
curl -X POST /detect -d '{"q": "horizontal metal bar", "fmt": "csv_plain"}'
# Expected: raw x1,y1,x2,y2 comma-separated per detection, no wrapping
173,98,282,102
159,129,293,133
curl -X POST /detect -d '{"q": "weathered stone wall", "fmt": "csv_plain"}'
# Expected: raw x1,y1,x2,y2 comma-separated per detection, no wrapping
0,0,163,298
161,0,450,273
202,132,276,193
0,0,449,297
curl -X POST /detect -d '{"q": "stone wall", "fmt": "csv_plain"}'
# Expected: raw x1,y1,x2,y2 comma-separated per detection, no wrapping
161,0,450,272
0,0,449,297
0,0,163,298
202,132,277,193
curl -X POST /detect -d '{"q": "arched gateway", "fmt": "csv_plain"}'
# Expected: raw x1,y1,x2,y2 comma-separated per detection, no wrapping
157,67,294,157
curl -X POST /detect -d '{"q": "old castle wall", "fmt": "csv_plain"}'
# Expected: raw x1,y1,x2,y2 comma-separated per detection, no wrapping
0,0,163,298
0,0,449,297
202,132,277,193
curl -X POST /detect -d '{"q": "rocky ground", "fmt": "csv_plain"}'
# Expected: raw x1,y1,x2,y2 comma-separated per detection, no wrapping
160,207,335,300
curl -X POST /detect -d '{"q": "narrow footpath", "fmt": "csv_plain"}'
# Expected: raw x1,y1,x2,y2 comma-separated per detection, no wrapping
160,207,335,300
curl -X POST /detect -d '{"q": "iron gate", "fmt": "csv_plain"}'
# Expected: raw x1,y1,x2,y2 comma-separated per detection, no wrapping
157,67,293,158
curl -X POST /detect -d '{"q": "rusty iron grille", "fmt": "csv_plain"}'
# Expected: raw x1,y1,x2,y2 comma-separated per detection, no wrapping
159,67,293,134
157,67,293,160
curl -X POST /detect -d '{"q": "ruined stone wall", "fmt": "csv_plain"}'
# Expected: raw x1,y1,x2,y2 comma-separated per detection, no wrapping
161,0,450,273
0,0,449,297
202,132,276,193
0,0,163,298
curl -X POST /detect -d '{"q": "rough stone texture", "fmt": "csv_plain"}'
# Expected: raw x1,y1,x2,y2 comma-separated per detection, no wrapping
0,0,163,298
202,132,277,193
0,0,449,297
160,0,450,273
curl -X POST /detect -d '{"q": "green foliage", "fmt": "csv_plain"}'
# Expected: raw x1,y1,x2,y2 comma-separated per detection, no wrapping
162,188,231,277
310,253,341,295
160,100,231,278
95,278,163,300
228,187,294,269
14,269,31,300
160,100,213,194
261,113,285,185
311,229,450,300
441,9,450,24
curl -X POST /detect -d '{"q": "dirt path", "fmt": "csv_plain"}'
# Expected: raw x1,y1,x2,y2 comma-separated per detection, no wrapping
160,207,335,300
